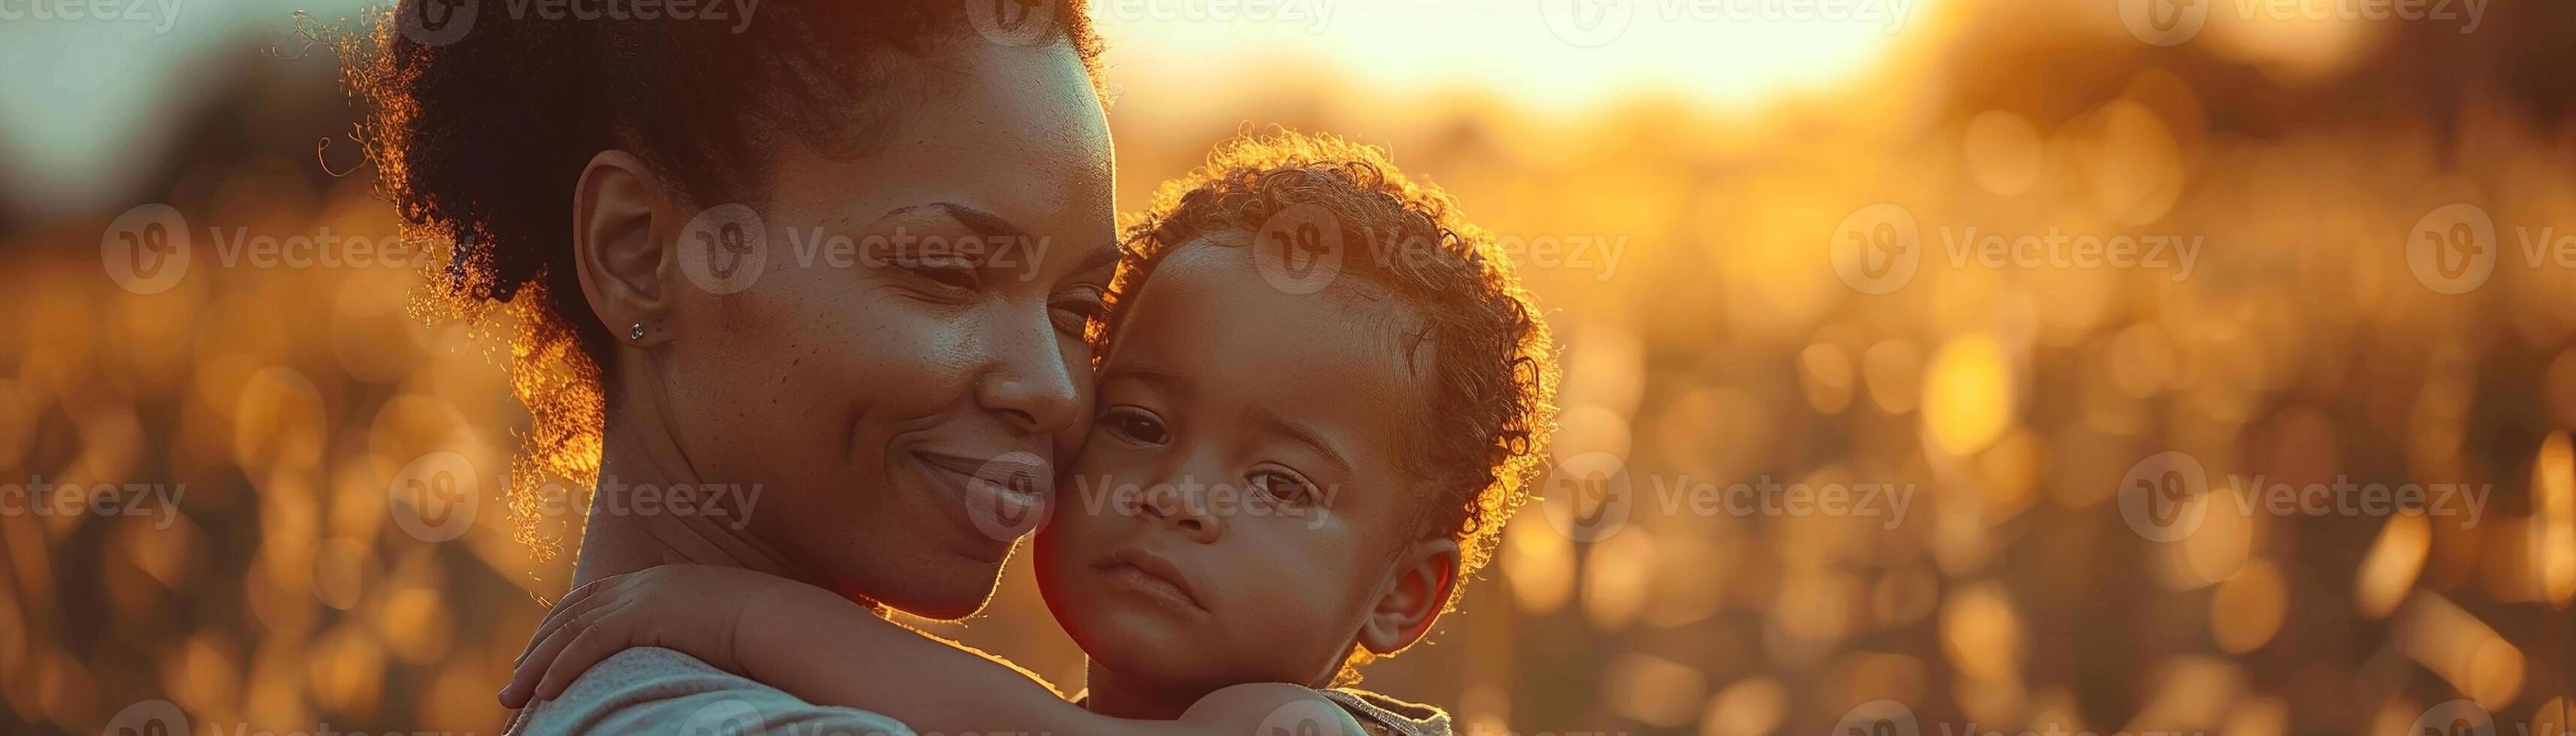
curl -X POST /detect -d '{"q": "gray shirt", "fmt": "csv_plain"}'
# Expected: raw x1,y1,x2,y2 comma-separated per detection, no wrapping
505,647,915,736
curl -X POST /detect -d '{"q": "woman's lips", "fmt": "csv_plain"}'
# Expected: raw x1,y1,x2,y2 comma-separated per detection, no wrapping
909,448,1052,546
1096,548,1204,611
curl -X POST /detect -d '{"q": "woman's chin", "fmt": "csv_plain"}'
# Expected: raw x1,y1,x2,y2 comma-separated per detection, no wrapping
860,557,1009,621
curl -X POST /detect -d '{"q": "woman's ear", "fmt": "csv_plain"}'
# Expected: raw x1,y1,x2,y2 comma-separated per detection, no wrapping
572,149,678,345
1357,538,1460,656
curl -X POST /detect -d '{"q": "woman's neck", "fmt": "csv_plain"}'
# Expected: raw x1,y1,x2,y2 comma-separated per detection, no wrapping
1078,661,1204,721
569,397,809,589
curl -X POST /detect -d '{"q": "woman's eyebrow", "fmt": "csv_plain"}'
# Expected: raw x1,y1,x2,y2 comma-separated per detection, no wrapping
879,202,1116,279
876,201,1027,240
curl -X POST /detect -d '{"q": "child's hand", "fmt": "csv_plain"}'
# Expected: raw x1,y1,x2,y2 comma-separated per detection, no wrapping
499,564,809,707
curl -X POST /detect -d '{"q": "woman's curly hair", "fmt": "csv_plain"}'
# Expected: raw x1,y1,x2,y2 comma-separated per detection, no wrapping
332,2,1102,561
1093,131,1562,647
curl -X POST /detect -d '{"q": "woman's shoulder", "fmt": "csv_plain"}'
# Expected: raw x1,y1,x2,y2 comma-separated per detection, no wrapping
506,647,915,736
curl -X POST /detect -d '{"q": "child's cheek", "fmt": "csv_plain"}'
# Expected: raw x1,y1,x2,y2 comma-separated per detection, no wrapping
1058,444,1142,522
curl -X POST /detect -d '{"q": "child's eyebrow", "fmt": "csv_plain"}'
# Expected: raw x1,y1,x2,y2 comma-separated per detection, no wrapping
1100,364,1193,399
1241,403,1355,477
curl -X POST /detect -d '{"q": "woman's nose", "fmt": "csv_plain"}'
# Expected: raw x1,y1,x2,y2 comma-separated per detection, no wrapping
973,311,1085,436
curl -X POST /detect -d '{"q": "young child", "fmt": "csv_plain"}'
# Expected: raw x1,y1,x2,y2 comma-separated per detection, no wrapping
498,131,1560,736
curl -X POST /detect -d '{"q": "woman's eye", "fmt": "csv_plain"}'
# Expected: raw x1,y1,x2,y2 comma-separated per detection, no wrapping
908,263,980,291
1249,469,1317,506
1099,408,1167,445
1050,285,1105,335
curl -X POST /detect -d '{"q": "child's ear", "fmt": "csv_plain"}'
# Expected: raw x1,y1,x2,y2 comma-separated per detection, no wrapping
1357,538,1460,655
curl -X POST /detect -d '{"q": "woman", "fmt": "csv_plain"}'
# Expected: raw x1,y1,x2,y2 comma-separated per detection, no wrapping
347,2,1118,732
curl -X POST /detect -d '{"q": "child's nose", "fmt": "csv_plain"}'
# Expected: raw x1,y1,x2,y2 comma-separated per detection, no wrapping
1140,478,1225,543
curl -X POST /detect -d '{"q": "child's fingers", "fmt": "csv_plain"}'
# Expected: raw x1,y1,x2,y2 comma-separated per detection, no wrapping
499,625,568,707
499,616,581,707
514,575,623,667
533,608,636,701
515,598,594,668
501,599,629,707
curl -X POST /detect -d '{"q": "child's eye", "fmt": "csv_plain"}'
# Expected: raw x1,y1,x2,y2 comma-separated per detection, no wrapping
1098,406,1168,446
1247,468,1317,506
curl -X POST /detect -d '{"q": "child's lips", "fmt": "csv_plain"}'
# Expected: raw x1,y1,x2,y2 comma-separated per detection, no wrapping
1096,549,1205,611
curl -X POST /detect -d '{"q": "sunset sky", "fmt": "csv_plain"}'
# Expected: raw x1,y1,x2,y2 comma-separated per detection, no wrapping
0,0,1929,216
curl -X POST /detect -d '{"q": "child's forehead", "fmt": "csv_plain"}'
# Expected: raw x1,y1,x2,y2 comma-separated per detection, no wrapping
1121,243,1427,363
1102,240,1434,427
1149,238,1415,322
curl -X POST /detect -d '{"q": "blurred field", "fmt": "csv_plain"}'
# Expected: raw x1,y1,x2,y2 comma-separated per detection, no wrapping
4,1,2575,734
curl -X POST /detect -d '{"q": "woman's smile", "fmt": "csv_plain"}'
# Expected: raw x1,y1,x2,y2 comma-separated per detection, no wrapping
906,447,1056,555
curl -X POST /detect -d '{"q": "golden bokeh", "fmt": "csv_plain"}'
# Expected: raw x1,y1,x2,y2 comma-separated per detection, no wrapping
5,1,2574,734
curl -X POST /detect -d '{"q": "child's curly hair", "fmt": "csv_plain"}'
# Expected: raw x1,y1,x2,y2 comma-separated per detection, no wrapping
1091,131,1561,673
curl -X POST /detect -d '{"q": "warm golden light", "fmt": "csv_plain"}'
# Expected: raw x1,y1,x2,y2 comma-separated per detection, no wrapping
8,2,2569,734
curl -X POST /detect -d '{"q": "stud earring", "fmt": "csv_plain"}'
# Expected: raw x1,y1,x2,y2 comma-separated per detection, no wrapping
629,321,645,340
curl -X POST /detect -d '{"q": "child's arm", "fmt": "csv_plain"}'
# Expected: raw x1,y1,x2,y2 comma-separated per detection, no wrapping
499,564,1363,736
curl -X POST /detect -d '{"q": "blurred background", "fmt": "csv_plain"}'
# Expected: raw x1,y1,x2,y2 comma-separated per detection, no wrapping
3,0,2574,734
